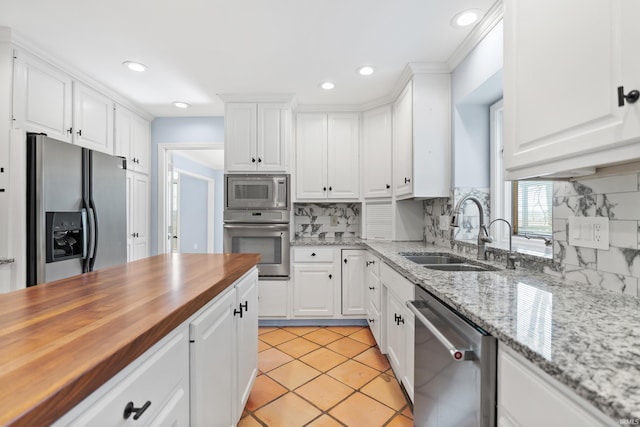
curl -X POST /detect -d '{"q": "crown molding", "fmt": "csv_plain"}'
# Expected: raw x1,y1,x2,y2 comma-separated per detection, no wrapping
447,0,503,71
216,93,297,104
361,95,394,112
390,62,450,101
294,104,363,113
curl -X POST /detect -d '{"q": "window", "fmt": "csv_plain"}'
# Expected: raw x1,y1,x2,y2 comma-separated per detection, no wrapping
490,99,552,255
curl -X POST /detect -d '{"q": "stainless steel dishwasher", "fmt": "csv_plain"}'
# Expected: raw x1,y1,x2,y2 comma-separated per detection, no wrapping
407,285,496,427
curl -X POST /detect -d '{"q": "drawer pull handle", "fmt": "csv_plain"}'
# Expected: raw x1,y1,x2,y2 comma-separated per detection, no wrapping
123,401,151,420
369,286,375,290
368,318,375,323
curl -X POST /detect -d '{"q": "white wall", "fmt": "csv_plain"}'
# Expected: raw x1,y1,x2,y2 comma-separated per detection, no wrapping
451,20,503,188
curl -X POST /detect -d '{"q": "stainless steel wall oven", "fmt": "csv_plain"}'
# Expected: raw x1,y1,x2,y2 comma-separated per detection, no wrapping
223,174,290,279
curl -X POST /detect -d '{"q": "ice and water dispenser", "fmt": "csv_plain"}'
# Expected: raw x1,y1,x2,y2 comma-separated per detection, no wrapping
45,212,85,263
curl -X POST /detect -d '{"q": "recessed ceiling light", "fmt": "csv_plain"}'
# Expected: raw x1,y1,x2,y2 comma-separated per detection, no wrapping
173,102,190,109
451,9,481,27
320,82,335,90
122,61,147,72
357,65,375,76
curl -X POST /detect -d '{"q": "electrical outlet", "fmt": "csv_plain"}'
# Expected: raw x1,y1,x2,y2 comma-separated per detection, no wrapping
568,216,609,250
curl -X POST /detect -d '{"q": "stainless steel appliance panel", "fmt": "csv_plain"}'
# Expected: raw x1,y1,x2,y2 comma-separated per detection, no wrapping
28,135,84,283
225,174,289,210
223,223,290,278
409,287,496,427
90,150,127,271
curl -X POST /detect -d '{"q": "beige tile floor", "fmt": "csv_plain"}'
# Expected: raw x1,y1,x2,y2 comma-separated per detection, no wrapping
240,326,413,427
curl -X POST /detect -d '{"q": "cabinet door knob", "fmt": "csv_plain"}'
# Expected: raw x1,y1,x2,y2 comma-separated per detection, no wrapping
404,177,411,184
328,274,332,279
258,157,262,163
77,129,82,136
343,258,347,264
251,157,256,163
123,401,151,420
311,252,316,256
323,187,327,191
618,86,640,107
67,127,73,134
329,186,332,191
386,184,391,189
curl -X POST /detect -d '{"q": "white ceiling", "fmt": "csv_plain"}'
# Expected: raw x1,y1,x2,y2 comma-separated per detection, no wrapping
0,0,498,118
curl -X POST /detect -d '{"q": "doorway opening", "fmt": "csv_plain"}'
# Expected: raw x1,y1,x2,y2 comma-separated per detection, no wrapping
158,143,224,254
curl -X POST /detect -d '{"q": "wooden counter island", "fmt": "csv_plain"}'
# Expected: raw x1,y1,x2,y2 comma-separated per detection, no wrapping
0,253,260,426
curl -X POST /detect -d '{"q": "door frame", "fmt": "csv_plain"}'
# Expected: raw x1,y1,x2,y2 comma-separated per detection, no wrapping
173,168,215,253
157,142,223,254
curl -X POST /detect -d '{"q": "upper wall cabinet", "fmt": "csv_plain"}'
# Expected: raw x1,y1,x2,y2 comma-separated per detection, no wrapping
13,50,73,143
73,82,114,154
363,105,392,198
393,74,451,199
296,113,360,200
13,50,115,155
115,104,150,174
503,0,640,180
224,102,289,172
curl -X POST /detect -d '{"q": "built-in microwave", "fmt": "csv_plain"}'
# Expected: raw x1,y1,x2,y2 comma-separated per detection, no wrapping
225,174,289,210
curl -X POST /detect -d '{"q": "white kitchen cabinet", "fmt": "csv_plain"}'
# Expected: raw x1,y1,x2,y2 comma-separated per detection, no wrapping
54,326,190,427
295,113,360,200
292,247,336,317
235,274,259,419
393,74,450,199
72,81,114,154
13,50,73,143
503,0,640,180
13,51,115,155
380,262,415,402
364,252,383,347
224,102,289,172
190,269,259,427
341,249,366,316
257,279,288,318
115,104,150,174
498,344,613,426
363,105,392,198
127,171,149,261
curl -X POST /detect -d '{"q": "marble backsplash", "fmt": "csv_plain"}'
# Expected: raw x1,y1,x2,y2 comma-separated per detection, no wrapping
423,174,640,296
551,172,640,296
293,203,361,239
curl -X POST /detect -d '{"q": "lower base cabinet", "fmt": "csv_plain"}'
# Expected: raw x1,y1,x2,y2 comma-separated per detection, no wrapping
53,268,259,427
498,344,613,426
258,279,288,317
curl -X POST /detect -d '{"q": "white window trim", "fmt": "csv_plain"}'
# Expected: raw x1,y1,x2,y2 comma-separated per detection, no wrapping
489,99,551,258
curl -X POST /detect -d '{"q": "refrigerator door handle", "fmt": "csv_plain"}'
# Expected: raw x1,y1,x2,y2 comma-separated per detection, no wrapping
81,209,88,260
87,207,96,262
88,199,98,271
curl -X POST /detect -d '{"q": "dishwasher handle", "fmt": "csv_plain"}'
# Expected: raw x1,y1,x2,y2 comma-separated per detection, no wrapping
407,301,473,361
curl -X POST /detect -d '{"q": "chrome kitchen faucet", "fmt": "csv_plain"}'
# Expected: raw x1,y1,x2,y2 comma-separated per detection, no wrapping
450,195,492,260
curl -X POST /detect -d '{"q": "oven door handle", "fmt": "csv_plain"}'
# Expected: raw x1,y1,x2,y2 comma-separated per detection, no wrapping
407,301,473,361
223,223,289,230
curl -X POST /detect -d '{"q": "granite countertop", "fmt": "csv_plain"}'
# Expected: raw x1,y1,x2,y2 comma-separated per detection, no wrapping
291,237,365,246
292,238,639,423
0,258,14,265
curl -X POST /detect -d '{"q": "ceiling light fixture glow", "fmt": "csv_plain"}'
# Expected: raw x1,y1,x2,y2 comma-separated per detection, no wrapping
122,61,147,72
173,102,190,109
451,9,481,27
357,65,375,76
320,82,335,90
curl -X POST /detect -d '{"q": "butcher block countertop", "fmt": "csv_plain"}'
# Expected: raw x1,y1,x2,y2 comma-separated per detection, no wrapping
0,253,260,426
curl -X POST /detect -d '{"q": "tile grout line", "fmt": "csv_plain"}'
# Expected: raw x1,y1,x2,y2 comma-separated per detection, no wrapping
243,326,413,426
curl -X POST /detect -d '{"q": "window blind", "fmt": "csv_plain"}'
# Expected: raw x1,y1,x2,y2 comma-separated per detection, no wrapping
513,181,552,236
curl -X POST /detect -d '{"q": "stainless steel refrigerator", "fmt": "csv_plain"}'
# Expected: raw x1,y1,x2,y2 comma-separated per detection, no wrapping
26,133,127,286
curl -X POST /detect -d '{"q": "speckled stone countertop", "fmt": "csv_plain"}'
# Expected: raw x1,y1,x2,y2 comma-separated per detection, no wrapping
292,238,639,423
0,258,14,265
291,237,365,247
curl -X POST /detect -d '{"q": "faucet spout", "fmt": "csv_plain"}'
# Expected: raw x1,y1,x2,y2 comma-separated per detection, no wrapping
451,195,490,260
488,218,517,269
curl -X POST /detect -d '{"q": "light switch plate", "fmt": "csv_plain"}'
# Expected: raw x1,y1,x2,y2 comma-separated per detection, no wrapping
568,216,609,250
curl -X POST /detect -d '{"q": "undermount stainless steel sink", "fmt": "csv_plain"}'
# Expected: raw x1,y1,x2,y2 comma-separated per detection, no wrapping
423,264,497,272
403,255,466,265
